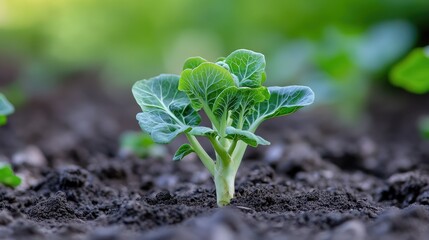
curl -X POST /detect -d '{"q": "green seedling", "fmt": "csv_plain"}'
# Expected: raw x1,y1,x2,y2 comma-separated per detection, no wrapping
0,164,21,188
120,131,167,158
0,94,14,126
390,46,429,94
132,49,314,206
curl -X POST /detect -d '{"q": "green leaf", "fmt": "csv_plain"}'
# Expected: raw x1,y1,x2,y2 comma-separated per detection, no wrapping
225,126,270,147
120,131,156,157
0,94,14,116
132,74,201,144
213,86,270,128
188,126,216,137
212,87,240,119
225,49,266,88
245,86,315,131
390,47,429,94
173,144,194,161
0,116,7,126
232,87,270,127
0,165,21,188
179,62,235,115
183,57,207,70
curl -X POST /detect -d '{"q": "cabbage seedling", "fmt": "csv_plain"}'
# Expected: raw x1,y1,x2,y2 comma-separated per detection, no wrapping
132,49,314,206
0,94,14,126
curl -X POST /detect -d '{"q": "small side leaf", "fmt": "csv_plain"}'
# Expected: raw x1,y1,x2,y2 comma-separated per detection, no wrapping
225,126,270,147
0,165,21,188
173,144,194,161
245,86,314,131
132,74,201,144
188,126,216,137
225,49,266,88
183,57,207,70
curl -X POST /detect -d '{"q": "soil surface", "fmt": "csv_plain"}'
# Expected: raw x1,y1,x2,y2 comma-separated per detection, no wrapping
1,75,429,240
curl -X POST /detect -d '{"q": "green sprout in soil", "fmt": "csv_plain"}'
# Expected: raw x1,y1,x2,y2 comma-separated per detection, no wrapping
119,131,167,158
132,49,314,206
0,164,21,188
0,93,14,126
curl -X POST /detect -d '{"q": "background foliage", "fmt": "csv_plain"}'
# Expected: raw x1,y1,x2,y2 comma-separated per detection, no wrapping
0,0,428,119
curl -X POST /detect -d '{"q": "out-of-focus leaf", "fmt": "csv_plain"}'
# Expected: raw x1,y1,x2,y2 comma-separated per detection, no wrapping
120,131,167,158
173,144,194,161
0,94,14,116
225,127,270,147
0,165,21,188
390,47,429,94
0,94,14,126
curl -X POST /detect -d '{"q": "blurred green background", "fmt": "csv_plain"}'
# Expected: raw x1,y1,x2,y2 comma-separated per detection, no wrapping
0,0,428,120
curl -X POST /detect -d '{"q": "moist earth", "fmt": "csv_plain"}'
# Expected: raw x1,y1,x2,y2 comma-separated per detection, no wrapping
1,76,429,240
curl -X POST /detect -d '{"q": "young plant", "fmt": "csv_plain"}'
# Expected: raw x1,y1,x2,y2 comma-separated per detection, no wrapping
0,93,14,126
132,49,314,206
0,164,21,188
390,46,429,94
119,131,167,158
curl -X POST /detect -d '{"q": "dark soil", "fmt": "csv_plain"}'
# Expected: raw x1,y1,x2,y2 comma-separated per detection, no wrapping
1,75,429,240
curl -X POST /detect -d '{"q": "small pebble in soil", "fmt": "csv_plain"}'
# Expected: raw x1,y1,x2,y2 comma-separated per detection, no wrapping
12,146,47,167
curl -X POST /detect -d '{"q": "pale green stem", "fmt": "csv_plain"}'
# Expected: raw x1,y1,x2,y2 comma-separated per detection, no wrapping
231,141,248,170
214,156,235,207
227,139,238,155
187,118,253,206
213,138,248,206
202,104,220,131
186,134,215,176
208,136,230,165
